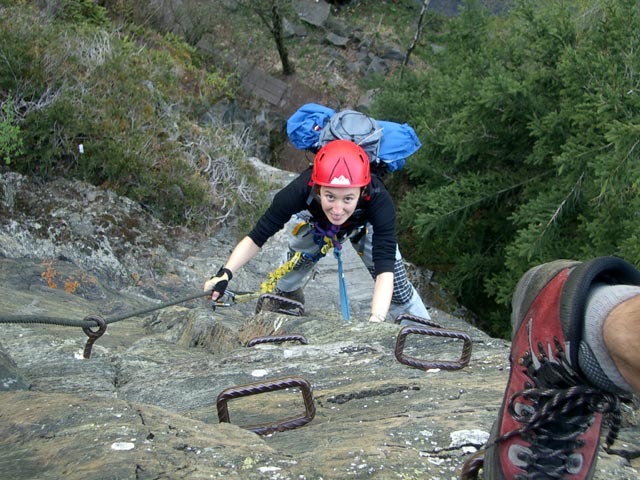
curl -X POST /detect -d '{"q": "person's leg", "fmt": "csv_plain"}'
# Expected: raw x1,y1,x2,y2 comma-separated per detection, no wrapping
272,215,320,303
476,256,640,480
581,283,640,395
388,260,432,324
350,224,431,324
603,294,640,392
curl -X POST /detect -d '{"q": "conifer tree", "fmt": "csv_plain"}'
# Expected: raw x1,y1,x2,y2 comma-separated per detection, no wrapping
373,0,640,336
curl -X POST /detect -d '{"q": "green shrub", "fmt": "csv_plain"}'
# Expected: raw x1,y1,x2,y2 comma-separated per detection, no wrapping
0,3,268,232
0,95,24,165
49,0,109,26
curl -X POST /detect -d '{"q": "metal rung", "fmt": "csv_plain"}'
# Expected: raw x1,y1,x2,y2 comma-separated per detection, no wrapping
394,312,443,328
246,334,308,347
216,376,316,435
255,293,304,316
395,325,473,371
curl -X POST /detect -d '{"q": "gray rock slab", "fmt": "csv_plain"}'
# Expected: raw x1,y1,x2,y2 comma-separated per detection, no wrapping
1,172,637,479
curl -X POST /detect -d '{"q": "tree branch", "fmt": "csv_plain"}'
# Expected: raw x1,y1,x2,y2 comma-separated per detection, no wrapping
404,0,431,67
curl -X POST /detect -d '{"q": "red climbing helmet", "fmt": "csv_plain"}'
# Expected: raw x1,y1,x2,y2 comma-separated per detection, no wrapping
311,140,371,187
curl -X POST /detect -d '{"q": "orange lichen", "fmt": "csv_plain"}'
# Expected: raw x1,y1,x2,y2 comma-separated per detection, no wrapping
40,260,96,294
64,278,80,293
41,260,58,289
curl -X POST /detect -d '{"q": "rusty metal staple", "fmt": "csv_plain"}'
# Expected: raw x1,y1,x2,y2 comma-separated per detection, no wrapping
255,293,305,316
246,334,308,347
394,324,473,371
393,312,444,328
216,376,316,435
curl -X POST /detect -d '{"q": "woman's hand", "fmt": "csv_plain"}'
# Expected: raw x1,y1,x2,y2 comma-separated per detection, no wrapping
204,267,233,300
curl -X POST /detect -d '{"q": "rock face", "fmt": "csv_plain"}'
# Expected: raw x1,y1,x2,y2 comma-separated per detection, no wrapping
1,170,638,479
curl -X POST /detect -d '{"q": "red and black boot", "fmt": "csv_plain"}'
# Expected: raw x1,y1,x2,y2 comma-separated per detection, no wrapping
466,257,640,479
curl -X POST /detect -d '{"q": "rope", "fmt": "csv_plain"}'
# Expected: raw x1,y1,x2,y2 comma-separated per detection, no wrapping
1,221,352,330
0,290,214,359
0,288,263,359
0,289,210,329
258,223,337,294
104,290,207,324
0,315,95,328
334,248,350,321
313,222,350,321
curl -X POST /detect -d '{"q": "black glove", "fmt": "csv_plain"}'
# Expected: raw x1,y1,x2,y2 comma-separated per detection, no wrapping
207,267,233,299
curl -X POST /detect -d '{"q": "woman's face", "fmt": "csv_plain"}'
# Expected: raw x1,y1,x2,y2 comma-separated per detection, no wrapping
318,186,361,225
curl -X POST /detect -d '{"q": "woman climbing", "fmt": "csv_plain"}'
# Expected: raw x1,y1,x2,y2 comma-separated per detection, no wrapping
203,139,430,324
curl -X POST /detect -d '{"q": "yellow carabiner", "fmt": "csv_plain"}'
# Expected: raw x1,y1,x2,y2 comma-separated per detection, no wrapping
291,221,308,236
320,236,334,256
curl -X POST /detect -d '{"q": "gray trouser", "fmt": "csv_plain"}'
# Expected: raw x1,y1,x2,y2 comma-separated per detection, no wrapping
276,213,430,323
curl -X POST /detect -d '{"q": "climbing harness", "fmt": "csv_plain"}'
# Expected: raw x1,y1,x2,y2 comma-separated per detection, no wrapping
311,222,351,321
255,220,351,320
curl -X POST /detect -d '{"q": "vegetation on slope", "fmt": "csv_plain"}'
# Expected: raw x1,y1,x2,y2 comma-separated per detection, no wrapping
0,0,268,231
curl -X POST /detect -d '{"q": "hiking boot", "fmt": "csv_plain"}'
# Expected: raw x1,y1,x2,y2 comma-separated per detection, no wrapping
276,287,305,305
483,256,640,479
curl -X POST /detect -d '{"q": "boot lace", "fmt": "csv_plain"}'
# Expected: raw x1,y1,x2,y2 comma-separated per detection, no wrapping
501,339,627,479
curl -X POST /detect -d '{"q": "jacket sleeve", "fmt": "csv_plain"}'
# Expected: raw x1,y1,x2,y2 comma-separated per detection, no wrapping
367,178,398,275
247,169,313,247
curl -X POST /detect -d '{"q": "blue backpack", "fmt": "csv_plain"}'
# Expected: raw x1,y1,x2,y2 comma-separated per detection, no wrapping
286,103,422,176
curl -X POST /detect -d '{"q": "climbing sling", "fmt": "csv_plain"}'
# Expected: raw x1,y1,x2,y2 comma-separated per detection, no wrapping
259,251,304,294
312,223,350,321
